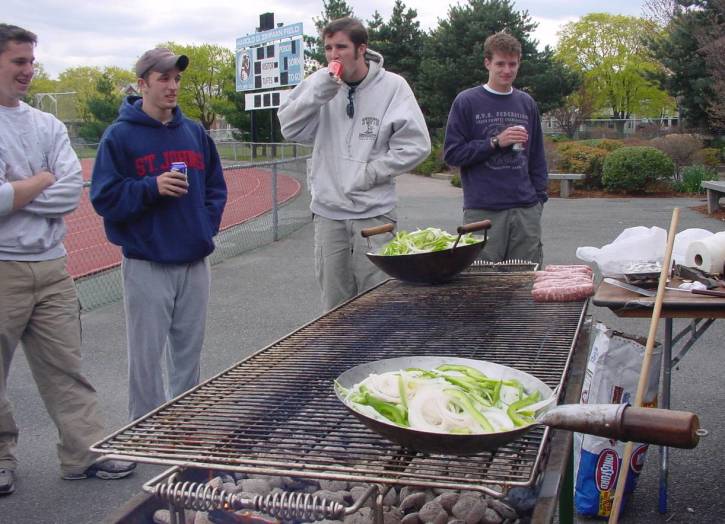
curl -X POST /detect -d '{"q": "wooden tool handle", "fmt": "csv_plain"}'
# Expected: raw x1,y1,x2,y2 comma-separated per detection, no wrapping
620,407,701,449
457,220,492,235
361,223,395,238
691,288,725,298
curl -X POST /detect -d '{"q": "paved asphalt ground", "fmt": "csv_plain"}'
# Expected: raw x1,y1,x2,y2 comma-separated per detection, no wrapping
3,174,724,523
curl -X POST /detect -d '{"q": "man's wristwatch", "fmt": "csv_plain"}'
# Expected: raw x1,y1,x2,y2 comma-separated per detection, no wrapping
490,136,499,149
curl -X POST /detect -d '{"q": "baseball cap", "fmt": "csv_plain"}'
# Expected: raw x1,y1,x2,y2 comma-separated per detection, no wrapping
135,47,189,78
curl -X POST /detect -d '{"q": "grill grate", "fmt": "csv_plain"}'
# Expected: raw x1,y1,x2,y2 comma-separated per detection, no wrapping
93,274,587,495
466,258,539,273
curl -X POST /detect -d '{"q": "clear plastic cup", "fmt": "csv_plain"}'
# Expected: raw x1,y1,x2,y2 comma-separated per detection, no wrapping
511,125,526,151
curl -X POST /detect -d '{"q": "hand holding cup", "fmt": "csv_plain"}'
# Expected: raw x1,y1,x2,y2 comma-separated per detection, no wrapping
328,61,344,84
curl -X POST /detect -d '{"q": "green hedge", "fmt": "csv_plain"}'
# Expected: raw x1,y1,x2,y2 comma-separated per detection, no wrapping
413,142,447,176
556,143,609,188
673,164,719,193
602,146,675,193
576,138,625,152
694,147,722,168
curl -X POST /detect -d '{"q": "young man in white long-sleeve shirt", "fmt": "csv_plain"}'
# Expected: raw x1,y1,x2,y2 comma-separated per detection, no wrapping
0,24,135,496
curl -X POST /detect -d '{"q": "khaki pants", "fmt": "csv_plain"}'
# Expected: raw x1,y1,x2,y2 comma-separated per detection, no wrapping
0,258,104,476
464,204,544,266
314,213,396,312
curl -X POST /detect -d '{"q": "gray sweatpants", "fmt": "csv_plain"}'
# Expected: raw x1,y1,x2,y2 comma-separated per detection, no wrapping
314,213,396,312
464,204,544,266
122,257,211,420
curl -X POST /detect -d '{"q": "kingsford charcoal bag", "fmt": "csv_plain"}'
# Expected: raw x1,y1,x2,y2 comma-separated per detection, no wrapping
573,323,661,517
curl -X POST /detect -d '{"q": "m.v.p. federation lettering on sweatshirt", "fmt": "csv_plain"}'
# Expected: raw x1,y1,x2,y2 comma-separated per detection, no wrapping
90,96,227,265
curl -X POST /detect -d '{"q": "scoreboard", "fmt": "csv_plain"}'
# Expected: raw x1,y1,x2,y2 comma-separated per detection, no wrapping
236,37,303,92
235,21,304,109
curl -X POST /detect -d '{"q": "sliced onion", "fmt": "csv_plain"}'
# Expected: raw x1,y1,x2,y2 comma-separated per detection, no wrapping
360,372,402,403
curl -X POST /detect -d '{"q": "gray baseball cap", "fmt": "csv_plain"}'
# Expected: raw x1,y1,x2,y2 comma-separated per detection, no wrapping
135,47,189,78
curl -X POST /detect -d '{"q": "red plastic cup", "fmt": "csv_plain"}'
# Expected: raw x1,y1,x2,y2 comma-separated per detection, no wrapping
328,61,344,79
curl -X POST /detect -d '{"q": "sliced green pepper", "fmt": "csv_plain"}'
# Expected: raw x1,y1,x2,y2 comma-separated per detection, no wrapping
351,387,409,427
445,389,494,432
506,391,542,427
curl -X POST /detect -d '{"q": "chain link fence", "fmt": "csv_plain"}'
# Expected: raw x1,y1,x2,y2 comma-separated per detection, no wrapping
69,142,312,311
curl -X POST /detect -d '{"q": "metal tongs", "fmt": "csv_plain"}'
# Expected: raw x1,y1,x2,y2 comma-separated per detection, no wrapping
604,278,725,298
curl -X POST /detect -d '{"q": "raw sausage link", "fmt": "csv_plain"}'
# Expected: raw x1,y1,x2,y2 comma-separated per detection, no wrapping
532,283,595,302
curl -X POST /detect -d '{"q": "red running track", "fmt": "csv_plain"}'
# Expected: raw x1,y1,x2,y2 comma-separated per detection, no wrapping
63,159,301,278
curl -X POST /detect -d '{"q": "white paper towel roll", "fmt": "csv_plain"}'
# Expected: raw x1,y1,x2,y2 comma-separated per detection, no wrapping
685,232,725,273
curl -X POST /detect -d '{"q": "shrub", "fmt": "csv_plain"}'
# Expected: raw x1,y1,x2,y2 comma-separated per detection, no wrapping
555,143,609,188
577,138,625,152
649,134,703,179
676,165,719,193
693,147,722,168
413,142,446,176
544,137,560,173
602,146,675,193
450,173,461,188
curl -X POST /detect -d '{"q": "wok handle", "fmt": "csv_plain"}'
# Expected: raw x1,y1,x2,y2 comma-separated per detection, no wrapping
539,404,701,449
691,288,725,298
361,223,395,238
620,407,701,449
457,220,492,235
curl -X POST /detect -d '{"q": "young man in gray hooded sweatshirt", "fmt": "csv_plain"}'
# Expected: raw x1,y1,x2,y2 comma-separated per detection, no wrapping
278,17,430,312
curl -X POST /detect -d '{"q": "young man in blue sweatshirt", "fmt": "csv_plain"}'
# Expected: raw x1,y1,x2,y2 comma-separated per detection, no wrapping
0,24,134,495
91,48,227,420
444,32,548,265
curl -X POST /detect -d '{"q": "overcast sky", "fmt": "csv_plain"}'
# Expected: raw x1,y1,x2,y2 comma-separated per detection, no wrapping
6,0,647,78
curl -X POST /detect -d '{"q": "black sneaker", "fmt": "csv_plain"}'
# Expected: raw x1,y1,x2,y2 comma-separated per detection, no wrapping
0,469,15,495
63,460,136,480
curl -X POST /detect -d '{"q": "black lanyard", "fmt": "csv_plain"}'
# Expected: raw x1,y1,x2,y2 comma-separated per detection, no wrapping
346,85,356,119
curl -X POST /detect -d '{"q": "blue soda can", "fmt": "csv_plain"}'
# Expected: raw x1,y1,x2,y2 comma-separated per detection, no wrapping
170,162,188,186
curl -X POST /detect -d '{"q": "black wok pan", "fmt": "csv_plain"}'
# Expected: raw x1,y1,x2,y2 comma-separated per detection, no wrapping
334,356,701,455
361,221,491,284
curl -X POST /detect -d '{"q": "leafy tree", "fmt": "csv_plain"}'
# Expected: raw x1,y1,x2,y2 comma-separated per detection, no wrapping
556,13,675,132
305,0,354,67
521,47,581,115
551,80,597,138
163,42,235,130
50,66,134,122
647,0,724,133
416,0,574,129
25,63,57,104
214,77,279,143
78,73,124,142
643,0,682,26
366,0,426,87
697,1,724,133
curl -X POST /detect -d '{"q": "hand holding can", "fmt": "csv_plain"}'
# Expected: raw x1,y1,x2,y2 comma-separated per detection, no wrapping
510,125,527,151
170,162,188,187
328,61,344,83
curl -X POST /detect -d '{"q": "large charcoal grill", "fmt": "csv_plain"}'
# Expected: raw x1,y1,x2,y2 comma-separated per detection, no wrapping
94,272,588,519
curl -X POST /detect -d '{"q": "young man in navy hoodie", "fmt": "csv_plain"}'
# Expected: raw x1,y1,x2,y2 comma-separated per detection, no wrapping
444,32,547,265
91,48,227,421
